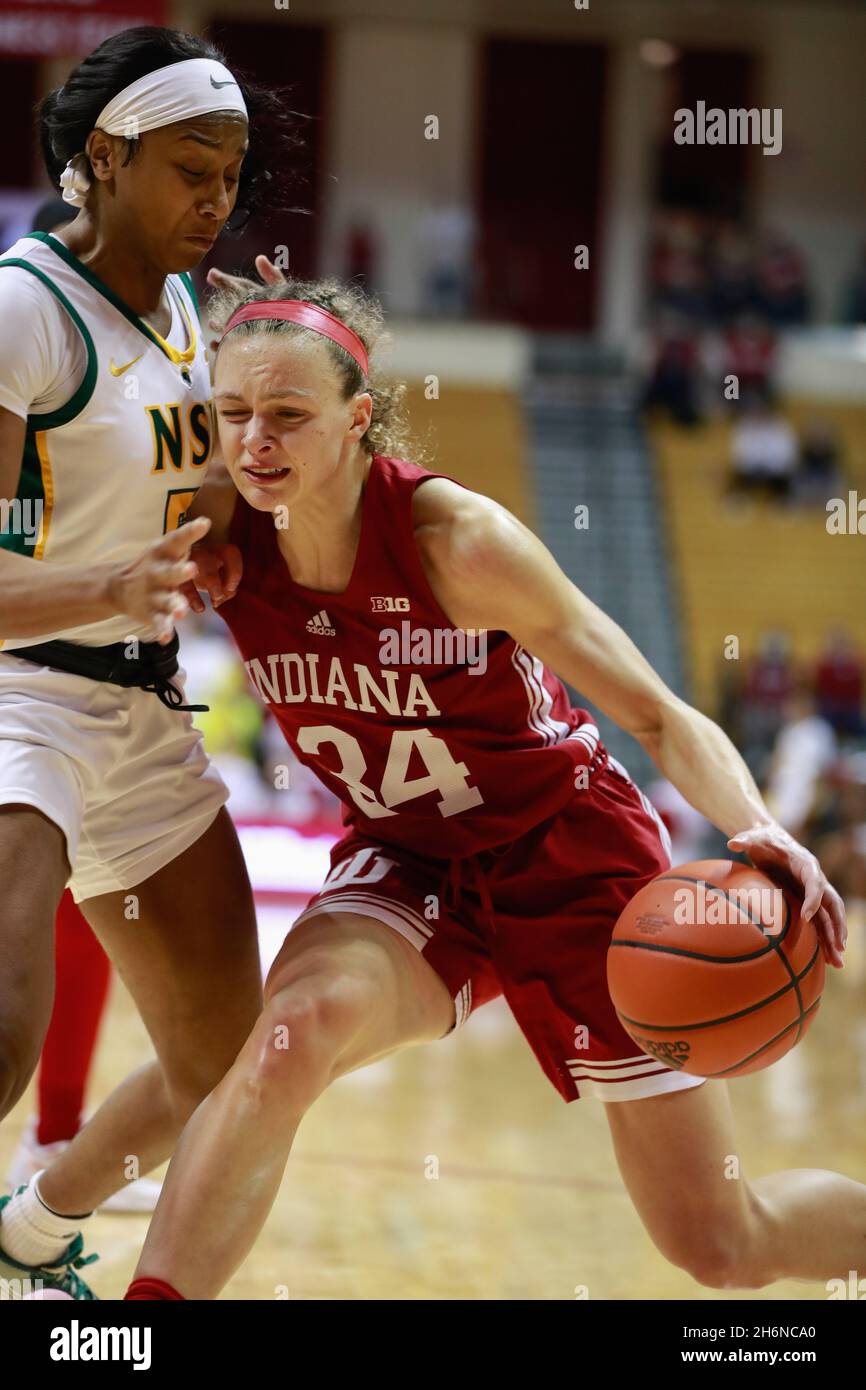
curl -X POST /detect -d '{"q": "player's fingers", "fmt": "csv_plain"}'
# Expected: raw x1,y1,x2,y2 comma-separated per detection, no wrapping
147,558,197,592
219,543,243,594
256,255,284,285
796,857,824,921
197,571,227,605
158,516,211,556
150,599,176,644
161,559,199,588
179,580,205,614
822,883,847,949
206,267,256,293
171,559,199,585
150,589,179,616
813,903,844,969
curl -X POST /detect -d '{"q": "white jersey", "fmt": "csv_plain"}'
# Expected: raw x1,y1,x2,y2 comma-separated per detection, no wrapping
0,231,215,649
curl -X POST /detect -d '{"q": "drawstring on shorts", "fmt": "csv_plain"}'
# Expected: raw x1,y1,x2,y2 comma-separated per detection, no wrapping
440,851,498,934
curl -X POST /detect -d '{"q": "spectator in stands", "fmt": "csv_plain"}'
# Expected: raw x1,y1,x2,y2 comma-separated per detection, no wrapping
645,777,713,864
642,309,702,425
650,214,707,319
795,417,844,505
418,200,475,317
811,753,866,911
764,688,837,840
728,393,798,501
737,630,796,776
723,311,778,403
753,230,811,326
707,223,756,325
814,630,865,737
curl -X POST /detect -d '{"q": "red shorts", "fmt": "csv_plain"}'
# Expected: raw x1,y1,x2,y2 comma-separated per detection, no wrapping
292,757,708,1103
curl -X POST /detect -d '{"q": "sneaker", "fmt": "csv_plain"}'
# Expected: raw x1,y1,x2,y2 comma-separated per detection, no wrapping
0,1191,99,1300
7,1118,162,1214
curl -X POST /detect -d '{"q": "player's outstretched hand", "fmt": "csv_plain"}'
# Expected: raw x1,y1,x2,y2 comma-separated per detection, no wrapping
727,822,847,969
108,516,211,646
182,539,243,614
206,255,286,351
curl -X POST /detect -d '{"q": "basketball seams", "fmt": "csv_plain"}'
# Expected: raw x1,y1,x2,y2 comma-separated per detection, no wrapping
702,998,823,1079
653,871,793,943
656,870,809,1046
614,938,822,1034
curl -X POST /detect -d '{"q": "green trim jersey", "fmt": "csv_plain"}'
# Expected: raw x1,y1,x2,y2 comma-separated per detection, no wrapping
0,232,214,649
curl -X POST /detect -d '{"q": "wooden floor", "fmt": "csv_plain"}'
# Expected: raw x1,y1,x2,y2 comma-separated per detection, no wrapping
2,902,865,1301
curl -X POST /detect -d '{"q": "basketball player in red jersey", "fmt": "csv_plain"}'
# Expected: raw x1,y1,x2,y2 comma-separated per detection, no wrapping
124,277,854,1301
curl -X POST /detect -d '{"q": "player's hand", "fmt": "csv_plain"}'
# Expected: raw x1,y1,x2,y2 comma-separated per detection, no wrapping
107,516,211,645
182,539,243,613
206,255,286,351
727,822,847,969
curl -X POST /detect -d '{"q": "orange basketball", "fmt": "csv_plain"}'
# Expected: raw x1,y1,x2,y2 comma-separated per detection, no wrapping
606,859,825,1078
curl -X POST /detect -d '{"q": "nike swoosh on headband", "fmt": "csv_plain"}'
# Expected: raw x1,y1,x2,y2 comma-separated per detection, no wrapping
210,76,238,89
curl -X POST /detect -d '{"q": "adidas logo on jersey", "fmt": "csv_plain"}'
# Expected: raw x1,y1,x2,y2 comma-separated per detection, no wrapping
306,610,336,636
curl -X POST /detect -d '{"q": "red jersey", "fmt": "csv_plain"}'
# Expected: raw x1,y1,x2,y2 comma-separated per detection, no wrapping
220,454,606,856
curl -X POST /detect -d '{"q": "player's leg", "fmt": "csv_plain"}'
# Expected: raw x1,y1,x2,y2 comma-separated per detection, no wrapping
0,806,70,1118
605,1078,866,1288
35,806,263,1216
6,891,117,1192
37,893,112,1145
129,908,456,1299
28,897,158,1212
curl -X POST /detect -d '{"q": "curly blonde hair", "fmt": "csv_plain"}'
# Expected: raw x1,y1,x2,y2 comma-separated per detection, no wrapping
209,274,427,463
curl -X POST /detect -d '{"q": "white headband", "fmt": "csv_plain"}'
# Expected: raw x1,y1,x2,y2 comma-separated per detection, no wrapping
59,57,248,207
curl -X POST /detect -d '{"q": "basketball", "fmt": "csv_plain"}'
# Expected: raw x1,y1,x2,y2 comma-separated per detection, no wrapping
607,859,825,1079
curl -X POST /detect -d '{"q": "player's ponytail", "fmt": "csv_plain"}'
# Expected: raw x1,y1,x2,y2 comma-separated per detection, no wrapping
36,25,304,231
210,276,430,464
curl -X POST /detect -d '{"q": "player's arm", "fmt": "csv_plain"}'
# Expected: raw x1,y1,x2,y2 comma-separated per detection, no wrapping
183,450,241,612
0,405,209,643
414,479,846,964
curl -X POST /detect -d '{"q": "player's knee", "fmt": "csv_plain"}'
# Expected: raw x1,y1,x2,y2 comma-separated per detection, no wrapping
246,978,375,1110
161,1050,244,1126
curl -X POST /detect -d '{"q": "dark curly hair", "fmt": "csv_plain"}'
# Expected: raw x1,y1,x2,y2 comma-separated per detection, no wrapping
37,26,306,234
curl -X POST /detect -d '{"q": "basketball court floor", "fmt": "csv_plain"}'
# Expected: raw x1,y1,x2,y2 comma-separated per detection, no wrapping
2,887,863,1301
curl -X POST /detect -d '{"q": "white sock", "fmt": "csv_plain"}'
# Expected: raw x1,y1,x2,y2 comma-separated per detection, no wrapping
0,1170,93,1267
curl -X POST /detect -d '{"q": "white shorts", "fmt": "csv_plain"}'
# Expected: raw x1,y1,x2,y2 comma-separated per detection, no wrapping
0,650,228,903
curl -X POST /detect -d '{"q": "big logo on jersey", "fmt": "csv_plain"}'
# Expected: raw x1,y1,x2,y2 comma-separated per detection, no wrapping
146,401,214,473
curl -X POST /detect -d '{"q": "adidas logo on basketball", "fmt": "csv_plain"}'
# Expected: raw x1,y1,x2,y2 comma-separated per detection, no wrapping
306,610,336,636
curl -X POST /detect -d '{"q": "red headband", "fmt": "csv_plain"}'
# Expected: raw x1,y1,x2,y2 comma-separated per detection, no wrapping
220,299,369,376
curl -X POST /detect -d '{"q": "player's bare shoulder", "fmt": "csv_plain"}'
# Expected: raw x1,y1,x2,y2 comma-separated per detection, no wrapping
412,476,524,592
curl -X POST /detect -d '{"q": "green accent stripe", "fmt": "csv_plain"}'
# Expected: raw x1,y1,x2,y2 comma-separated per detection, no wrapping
0,431,44,555
24,231,181,363
0,257,97,429
178,270,200,322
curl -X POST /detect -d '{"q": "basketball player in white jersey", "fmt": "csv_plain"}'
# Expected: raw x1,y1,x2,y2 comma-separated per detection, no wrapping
0,27,297,1298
